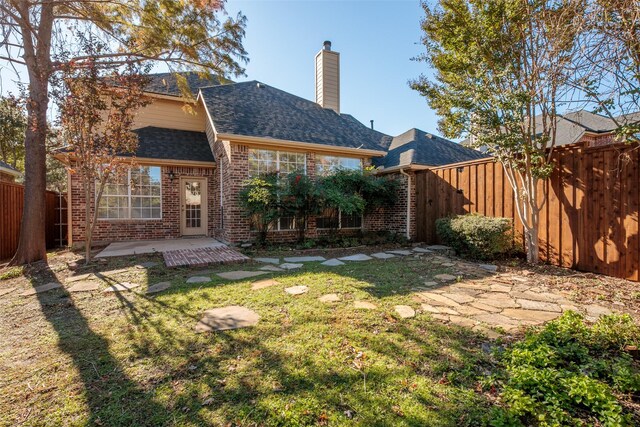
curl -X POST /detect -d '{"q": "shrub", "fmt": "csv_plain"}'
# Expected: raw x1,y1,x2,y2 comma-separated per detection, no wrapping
436,214,513,260
238,174,280,244
488,312,640,426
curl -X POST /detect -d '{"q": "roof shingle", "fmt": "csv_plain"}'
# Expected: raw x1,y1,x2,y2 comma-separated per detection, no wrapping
132,127,214,163
199,81,391,152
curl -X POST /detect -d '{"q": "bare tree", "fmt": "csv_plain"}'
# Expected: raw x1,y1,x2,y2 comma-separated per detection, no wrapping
57,62,150,263
0,0,247,265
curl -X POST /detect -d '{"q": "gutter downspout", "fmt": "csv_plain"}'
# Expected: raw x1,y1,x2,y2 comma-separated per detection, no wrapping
399,168,411,241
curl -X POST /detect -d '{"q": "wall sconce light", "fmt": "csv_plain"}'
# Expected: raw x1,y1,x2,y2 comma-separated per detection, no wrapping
167,171,176,182
456,167,464,173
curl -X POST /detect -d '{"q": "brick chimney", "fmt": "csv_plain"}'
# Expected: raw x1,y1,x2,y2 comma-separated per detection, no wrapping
315,40,340,113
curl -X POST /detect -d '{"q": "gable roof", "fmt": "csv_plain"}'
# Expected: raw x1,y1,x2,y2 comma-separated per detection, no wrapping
0,160,21,177
199,81,391,152
145,72,226,97
132,127,214,163
375,128,489,169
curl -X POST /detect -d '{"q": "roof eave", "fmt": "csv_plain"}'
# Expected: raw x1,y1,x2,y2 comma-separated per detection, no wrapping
215,132,387,157
53,152,215,168
0,165,21,177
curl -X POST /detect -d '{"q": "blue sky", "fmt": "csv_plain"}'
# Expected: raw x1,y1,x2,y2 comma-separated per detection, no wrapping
0,0,439,137
221,0,437,136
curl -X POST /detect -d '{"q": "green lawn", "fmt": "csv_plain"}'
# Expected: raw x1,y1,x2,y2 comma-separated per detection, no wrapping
0,254,496,426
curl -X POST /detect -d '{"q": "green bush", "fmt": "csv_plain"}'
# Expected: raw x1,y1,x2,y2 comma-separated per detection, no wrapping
435,214,513,260
488,312,640,426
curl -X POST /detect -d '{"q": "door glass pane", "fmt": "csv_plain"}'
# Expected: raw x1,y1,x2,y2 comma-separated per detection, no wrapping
185,181,202,229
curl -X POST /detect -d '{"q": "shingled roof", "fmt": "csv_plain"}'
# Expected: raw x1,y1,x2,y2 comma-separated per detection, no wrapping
375,128,489,169
0,160,21,176
199,81,391,152
145,72,226,97
132,127,214,163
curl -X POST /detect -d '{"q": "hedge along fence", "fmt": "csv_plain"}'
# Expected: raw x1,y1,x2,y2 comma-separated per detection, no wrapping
415,143,640,281
0,181,67,260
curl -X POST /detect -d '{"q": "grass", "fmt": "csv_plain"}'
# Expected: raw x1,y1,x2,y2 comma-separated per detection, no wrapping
0,253,497,426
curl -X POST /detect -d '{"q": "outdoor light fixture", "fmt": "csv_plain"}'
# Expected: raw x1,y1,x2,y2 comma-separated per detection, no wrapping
167,170,176,182
457,167,464,173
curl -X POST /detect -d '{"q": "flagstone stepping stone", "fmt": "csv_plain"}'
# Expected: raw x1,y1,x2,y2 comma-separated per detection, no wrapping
371,252,395,259
146,282,172,294
251,279,280,290
455,305,488,316
259,265,284,272
136,262,158,269
279,263,304,270
489,284,512,293
476,294,520,309
0,287,15,297
434,274,457,282
422,281,438,288
441,262,455,267
511,290,563,303
285,285,308,295
449,315,477,327
441,292,475,304
217,271,267,280
284,256,326,263
516,299,562,312
354,301,377,310
255,257,280,264
339,254,373,262
319,293,341,303
321,259,345,266
19,282,62,296
412,247,433,253
474,313,523,327
417,292,461,307
479,264,498,272
426,245,452,251
395,305,416,319
470,301,502,313
66,273,95,283
195,306,260,333
432,313,450,321
386,250,413,256
502,308,560,323
421,303,458,315
104,282,139,292
186,276,212,284
584,304,613,319
455,282,488,290
68,281,102,293
473,325,502,339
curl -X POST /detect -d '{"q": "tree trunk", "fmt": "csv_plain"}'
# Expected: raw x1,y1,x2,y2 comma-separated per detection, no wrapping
524,225,540,264
9,78,49,265
84,183,92,264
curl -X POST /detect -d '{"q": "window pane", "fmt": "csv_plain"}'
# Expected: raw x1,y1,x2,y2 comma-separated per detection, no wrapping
316,155,361,176
316,208,339,229
278,216,296,230
341,211,362,228
249,149,277,176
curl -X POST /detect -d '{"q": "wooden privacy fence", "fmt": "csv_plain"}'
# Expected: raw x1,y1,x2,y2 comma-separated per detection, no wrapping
0,182,67,260
415,144,640,281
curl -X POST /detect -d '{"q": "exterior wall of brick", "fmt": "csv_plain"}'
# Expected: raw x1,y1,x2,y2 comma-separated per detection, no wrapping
212,140,412,244
0,171,17,182
69,164,218,245
364,171,417,240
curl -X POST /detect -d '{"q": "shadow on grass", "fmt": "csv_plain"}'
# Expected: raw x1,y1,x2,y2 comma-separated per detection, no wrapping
24,263,211,426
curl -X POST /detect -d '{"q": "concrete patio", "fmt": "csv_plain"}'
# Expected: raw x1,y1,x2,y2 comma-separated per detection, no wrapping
96,237,226,258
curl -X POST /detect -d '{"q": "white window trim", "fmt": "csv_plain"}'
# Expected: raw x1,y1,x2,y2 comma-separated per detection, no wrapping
97,166,163,221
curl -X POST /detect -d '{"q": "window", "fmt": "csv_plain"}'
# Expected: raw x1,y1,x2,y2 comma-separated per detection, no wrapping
315,155,362,176
97,166,162,220
248,149,306,177
248,149,305,230
317,208,362,229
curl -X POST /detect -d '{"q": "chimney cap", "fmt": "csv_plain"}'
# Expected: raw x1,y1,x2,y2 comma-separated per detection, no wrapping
323,40,332,51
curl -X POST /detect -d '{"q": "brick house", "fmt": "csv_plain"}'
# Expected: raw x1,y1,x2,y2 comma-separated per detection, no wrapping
60,42,486,247
0,160,21,183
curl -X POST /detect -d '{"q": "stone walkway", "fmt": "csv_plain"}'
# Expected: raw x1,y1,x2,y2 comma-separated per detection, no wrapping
411,273,614,332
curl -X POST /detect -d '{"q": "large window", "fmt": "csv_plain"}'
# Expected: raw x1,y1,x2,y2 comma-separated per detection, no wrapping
248,149,306,230
98,166,162,220
248,149,306,177
315,155,362,176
